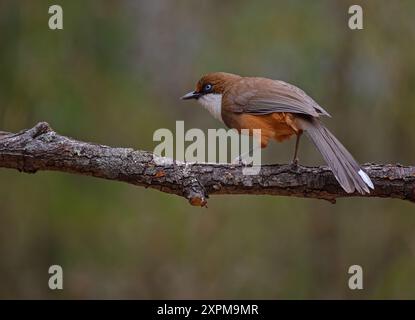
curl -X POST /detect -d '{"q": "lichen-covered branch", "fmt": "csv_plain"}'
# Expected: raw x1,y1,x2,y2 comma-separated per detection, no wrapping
0,122,414,206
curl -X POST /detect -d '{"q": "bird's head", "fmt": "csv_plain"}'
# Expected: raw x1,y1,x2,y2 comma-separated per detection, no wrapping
180,72,241,122
181,72,241,101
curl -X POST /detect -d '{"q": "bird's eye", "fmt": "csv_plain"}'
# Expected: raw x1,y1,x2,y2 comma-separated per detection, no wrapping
203,84,212,92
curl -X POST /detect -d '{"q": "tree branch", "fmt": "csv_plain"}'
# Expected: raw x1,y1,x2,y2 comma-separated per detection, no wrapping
0,122,414,206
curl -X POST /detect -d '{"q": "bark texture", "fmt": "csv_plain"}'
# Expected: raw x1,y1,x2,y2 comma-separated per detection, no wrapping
0,122,414,206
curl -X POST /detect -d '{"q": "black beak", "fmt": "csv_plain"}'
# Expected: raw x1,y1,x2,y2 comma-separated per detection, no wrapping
181,91,201,100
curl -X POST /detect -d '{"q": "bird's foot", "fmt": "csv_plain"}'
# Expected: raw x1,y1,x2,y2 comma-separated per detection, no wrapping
232,156,250,166
290,158,299,168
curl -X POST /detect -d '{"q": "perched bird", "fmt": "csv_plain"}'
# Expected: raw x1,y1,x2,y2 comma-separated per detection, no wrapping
181,72,374,194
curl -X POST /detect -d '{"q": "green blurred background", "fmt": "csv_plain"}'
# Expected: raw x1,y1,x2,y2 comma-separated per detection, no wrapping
0,0,414,299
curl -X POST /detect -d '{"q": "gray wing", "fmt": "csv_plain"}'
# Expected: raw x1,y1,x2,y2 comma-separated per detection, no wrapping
227,78,331,118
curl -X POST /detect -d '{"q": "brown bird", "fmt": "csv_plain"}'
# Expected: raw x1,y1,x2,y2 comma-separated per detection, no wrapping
181,72,374,194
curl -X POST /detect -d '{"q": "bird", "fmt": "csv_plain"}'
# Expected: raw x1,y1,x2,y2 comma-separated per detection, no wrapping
181,72,374,194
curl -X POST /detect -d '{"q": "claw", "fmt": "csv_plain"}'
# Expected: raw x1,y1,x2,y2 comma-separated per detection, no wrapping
232,156,243,165
232,156,249,166
290,158,299,169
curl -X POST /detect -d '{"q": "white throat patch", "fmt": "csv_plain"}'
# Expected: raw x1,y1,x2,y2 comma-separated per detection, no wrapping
197,93,223,123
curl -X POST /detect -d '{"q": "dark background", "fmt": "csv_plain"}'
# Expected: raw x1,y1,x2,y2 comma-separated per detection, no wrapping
0,0,414,299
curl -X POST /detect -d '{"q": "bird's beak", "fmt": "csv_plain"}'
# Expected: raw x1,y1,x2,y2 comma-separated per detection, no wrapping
181,91,201,100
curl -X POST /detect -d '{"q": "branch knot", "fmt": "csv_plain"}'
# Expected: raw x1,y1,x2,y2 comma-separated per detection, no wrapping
30,122,53,138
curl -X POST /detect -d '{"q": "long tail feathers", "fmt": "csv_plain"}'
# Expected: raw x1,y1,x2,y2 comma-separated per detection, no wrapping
298,118,374,194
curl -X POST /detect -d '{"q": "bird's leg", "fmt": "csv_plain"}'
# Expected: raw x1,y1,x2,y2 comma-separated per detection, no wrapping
291,132,302,165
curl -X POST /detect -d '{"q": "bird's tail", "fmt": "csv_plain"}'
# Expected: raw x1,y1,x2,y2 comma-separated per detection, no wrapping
298,117,374,194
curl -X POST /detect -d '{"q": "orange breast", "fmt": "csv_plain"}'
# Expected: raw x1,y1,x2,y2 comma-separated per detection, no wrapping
230,112,300,147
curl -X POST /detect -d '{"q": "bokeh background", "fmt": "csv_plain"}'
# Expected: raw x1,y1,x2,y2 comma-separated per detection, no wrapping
0,0,414,299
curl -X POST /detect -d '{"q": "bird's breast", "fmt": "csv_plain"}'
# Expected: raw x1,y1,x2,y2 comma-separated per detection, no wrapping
197,93,223,123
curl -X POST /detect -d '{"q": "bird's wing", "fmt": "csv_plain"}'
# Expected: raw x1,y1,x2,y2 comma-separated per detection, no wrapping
224,78,331,118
